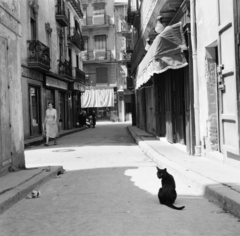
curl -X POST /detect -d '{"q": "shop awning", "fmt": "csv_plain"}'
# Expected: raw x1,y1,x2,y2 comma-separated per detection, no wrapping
135,22,188,89
81,88,114,108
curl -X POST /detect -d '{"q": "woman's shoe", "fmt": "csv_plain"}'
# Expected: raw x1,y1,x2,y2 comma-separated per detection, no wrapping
44,143,49,146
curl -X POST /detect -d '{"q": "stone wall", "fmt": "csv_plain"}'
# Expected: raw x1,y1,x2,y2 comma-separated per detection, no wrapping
0,0,25,173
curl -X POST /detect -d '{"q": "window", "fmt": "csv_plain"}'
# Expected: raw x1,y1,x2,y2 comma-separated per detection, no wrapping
96,67,108,83
84,37,88,51
56,0,64,14
93,3,105,15
75,19,80,33
68,48,72,65
95,35,106,50
76,54,79,69
29,86,41,136
83,7,87,25
58,29,63,60
59,40,63,60
45,23,52,60
30,8,36,40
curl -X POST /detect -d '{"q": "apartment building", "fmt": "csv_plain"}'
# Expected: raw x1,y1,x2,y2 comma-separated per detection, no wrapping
81,0,129,121
20,0,86,140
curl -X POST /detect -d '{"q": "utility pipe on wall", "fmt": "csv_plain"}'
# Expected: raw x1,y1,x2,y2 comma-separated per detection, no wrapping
190,0,201,156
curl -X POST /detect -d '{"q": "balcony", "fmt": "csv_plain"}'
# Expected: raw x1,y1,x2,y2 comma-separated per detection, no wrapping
82,15,113,27
68,0,83,18
58,60,72,79
27,40,50,72
119,53,131,63
55,4,69,27
82,50,114,61
68,27,85,51
72,67,86,85
126,45,133,54
127,0,139,25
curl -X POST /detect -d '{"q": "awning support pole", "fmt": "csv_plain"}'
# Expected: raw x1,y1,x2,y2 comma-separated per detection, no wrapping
190,0,201,156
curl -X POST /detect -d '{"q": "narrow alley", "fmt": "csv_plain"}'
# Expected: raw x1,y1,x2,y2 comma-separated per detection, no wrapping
0,123,240,236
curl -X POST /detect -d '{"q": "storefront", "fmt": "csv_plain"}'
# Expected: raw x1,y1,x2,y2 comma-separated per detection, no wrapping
69,81,85,127
45,75,69,131
21,66,44,139
134,21,195,154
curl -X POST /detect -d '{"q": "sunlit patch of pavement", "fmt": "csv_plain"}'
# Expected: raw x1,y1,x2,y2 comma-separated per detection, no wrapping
125,166,200,198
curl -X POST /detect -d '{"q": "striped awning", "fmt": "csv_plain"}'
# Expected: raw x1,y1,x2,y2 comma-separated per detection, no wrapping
135,22,188,89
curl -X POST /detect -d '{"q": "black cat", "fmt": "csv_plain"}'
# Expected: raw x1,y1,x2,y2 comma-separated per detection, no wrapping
156,167,185,210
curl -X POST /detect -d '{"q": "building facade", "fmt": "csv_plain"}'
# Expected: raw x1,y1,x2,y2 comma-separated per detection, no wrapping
0,0,25,174
20,0,86,141
196,0,240,167
127,0,240,168
81,0,129,121
127,0,195,153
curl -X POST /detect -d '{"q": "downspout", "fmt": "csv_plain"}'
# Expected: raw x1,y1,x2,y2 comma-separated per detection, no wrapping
190,0,201,156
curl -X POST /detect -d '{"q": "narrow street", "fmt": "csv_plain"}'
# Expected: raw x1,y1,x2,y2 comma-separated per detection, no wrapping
0,122,240,236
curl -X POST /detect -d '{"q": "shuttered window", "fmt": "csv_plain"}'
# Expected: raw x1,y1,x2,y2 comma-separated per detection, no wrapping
93,3,105,15
96,67,108,83
95,35,106,50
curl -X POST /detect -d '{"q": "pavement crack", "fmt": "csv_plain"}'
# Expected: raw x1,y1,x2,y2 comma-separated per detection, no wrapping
0,169,45,196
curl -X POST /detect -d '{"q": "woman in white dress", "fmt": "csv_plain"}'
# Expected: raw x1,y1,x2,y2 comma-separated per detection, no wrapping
44,102,58,146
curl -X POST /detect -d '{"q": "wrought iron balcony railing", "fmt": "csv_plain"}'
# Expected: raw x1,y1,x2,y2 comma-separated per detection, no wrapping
72,67,86,85
68,27,85,51
58,59,72,78
120,53,131,62
68,0,83,18
82,50,114,61
82,15,112,27
127,0,139,25
55,2,69,27
27,40,50,72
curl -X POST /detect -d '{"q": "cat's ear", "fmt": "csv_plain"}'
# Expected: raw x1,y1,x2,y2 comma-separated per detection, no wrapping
164,168,167,171
156,166,160,170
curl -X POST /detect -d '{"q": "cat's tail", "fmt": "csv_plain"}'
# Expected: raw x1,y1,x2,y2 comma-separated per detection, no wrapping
166,204,185,210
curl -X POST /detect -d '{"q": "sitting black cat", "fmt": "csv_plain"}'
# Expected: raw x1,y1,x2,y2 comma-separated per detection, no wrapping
156,167,185,210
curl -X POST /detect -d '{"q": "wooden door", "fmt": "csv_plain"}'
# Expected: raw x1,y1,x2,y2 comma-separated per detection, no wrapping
59,92,65,130
165,72,174,143
174,69,185,144
0,37,12,168
155,75,166,137
217,0,240,158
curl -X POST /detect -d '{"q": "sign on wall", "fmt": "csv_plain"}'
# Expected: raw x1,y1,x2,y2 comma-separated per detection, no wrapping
46,76,68,90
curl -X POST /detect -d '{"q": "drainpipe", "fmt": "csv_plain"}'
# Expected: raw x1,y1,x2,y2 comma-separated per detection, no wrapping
190,0,201,156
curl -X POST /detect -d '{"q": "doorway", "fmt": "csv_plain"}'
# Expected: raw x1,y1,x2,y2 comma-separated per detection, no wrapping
29,86,41,136
59,91,65,130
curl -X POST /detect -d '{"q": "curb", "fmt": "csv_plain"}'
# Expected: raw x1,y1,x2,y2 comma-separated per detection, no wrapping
127,126,240,219
24,127,88,148
0,166,63,215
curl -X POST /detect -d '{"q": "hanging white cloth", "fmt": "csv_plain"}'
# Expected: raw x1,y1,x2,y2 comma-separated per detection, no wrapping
81,88,114,108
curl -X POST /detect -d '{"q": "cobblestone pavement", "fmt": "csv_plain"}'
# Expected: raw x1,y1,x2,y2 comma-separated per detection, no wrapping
0,122,240,236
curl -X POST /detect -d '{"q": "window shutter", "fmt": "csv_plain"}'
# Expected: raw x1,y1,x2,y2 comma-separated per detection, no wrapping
96,67,108,83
